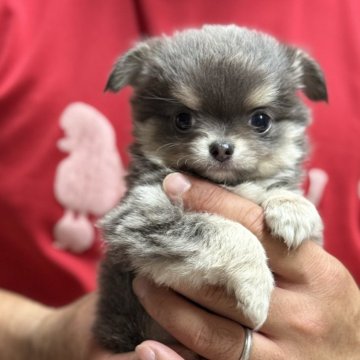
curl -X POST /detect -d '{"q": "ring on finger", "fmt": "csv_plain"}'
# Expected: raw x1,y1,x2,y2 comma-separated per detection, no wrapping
239,327,253,360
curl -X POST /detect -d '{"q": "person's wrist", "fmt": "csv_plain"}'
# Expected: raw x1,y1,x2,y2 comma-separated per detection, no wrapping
29,296,93,360
0,290,53,360
9,302,53,360
28,305,67,359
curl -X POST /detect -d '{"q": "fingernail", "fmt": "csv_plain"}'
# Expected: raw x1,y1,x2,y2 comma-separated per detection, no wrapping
135,344,156,360
163,173,191,200
133,277,150,300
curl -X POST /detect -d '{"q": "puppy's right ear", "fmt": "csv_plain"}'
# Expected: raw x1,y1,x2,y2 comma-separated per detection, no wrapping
105,42,151,92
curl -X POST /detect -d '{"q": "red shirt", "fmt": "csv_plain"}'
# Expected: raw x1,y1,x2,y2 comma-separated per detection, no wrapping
0,0,359,306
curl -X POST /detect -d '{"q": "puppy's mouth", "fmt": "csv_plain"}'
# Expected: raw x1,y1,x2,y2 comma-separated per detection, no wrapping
179,160,248,186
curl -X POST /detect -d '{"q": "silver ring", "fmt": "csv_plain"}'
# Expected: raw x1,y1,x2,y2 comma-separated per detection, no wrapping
239,327,253,360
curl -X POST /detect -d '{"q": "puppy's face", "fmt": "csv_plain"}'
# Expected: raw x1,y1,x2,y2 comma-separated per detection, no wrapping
107,25,327,184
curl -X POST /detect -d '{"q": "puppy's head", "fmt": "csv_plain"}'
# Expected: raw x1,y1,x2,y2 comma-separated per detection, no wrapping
106,25,327,185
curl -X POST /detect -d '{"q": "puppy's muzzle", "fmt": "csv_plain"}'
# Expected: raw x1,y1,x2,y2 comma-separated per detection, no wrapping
209,141,234,162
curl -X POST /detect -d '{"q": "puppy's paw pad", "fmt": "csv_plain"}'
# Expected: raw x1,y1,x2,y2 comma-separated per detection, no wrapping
263,195,323,248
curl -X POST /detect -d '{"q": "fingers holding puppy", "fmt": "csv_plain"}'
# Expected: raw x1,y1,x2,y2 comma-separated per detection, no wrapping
136,341,190,360
133,277,281,360
163,172,323,283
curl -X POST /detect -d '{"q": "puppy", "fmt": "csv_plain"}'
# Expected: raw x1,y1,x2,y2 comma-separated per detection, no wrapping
94,25,326,353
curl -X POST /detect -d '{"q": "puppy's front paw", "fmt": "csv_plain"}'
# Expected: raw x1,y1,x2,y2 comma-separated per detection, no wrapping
229,262,274,330
263,193,323,248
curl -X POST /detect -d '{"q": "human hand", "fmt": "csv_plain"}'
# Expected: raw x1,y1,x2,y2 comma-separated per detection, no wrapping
30,292,186,360
131,172,360,360
0,289,143,360
29,293,133,359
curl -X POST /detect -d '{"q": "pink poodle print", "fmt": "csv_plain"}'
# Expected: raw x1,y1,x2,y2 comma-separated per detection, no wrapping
54,102,126,253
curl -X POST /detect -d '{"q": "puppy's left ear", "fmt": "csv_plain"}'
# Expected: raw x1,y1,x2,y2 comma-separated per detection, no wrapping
105,41,151,92
286,47,328,102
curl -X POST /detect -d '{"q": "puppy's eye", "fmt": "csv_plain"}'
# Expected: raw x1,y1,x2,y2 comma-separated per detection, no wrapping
175,112,193,131
249,112,272,133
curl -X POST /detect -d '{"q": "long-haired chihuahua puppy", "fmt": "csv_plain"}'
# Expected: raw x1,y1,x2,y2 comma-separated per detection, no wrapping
94,25,326,353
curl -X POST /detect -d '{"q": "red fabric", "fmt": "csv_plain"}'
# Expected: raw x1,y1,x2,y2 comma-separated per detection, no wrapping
0,0,359,306
0,0,137,305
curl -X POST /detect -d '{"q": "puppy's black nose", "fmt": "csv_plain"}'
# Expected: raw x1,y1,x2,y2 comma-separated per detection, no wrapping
209,141,234,162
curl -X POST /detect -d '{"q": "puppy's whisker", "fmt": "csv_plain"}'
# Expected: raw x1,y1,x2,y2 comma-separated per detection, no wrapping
155,143,178,154
137,95,178,104
175,155,193,168
192,158,208,167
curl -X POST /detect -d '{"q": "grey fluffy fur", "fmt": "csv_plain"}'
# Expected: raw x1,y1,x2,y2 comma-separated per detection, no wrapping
94,25,327,353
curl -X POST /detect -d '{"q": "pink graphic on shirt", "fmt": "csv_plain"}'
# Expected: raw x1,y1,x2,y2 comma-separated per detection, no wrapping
306,168,329,206
54,102,126,253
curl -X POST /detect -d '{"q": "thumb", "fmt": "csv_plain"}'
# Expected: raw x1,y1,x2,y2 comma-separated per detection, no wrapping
135,341,187,360
162,172,264,237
